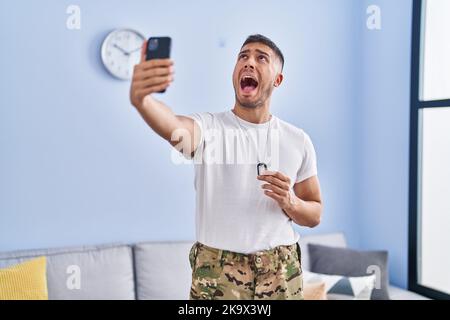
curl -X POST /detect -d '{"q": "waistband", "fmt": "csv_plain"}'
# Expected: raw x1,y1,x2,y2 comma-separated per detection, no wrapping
194,241,300,262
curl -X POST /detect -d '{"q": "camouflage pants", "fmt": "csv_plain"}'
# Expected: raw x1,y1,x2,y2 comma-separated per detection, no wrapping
189,242,303,300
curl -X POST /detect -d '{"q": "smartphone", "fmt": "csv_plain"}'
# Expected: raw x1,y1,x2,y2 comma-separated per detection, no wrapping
145,37,172,93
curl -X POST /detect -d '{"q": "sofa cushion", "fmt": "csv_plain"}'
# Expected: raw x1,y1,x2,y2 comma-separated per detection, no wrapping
303,281,327,300
298,233,347,270
134,241,193,300
0,245,135,300
308,243,389,300
304,270,376,300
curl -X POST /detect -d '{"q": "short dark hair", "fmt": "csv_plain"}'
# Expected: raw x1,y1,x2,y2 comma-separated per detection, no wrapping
241,34,284,70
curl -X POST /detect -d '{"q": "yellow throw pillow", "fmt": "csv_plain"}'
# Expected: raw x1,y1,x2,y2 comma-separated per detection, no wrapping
0,257,48,300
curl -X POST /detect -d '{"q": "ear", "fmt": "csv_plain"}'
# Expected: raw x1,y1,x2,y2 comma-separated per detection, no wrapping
274,73,284,87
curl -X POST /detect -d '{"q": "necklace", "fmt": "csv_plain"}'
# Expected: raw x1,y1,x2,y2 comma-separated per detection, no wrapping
232,111,273,175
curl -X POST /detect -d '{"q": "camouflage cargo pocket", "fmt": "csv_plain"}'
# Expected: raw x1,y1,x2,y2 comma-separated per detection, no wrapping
279,244,303,299
193,245,223,279
190,244,225,299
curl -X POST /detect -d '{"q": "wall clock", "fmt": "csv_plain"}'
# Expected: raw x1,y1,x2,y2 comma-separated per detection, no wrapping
101,28,145,80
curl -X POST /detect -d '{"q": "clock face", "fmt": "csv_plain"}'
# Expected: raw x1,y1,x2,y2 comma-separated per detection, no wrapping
101,29,145,80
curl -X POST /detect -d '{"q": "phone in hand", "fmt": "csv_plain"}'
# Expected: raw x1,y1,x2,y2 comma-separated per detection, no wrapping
145,37,172,93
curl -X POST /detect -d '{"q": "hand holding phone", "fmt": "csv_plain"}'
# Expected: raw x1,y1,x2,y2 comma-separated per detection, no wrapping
130,37,173,109
145,37,172,93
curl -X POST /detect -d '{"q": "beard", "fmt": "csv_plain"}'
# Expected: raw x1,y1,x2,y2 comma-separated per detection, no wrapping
234,84,273,109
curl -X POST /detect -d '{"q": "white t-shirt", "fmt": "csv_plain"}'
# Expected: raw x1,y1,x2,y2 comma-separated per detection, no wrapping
187,110,317,254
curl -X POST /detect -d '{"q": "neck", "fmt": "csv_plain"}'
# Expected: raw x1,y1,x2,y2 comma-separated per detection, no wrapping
232,101,272,124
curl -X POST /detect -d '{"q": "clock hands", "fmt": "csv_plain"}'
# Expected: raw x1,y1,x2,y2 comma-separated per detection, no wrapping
113,43,131,56
113,43,142,56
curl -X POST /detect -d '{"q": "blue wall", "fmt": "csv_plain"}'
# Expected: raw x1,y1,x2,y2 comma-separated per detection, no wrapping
356,0,413,288
0,0,413,289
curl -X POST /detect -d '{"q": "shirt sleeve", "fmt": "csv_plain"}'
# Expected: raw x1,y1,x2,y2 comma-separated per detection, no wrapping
183,112,211,160
295,132,318,183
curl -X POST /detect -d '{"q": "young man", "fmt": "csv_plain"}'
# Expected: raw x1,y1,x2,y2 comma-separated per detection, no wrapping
130,34,322,300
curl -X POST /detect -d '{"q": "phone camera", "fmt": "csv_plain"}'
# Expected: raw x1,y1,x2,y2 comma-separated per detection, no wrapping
148,38,159,51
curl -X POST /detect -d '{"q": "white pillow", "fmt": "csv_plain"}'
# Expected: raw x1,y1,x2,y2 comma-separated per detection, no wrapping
303,270,376,300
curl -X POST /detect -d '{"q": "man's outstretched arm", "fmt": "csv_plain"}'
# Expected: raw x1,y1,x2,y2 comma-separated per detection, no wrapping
130,40,200,155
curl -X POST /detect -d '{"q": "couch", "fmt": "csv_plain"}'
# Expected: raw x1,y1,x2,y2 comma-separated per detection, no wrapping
0,233,427,300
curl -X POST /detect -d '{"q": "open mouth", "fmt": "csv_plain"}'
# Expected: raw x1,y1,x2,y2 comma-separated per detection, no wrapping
240,75,259,94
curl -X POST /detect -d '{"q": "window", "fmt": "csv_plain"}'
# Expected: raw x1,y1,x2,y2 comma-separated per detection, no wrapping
409,0,450,299
420,0,450,101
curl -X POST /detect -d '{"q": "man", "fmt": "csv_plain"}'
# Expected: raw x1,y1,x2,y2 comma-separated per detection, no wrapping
130,34,322,300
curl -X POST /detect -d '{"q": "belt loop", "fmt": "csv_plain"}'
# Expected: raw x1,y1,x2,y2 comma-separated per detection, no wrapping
296,243,302,262
217,249,224,267
194,242,199,258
